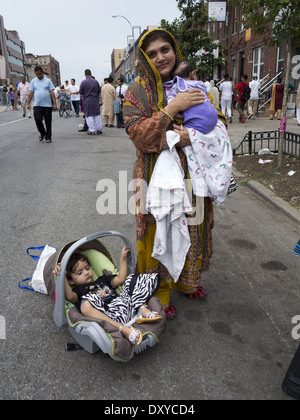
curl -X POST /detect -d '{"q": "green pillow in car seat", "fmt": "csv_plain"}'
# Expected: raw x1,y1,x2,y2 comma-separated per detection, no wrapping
80,249,124,294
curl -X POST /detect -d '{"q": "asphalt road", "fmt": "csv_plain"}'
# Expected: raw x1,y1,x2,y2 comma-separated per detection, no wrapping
0,109,299,400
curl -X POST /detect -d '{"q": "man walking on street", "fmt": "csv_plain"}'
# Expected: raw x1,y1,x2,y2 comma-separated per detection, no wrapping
79,69,102,135
68,78,80,117
219,74,233,123
101,76,116,127
17,76,31,118
27,66,57,143
248,74,260,119
235,74,249,123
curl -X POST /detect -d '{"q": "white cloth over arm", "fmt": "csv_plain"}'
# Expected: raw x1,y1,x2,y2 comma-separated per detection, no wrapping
146,131,193,282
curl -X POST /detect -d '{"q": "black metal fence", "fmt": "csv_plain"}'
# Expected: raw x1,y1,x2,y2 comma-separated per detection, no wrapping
233,130,300,158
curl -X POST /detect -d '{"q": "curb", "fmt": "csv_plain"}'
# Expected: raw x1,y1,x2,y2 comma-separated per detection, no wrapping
246,180,300,224
233,169,300,224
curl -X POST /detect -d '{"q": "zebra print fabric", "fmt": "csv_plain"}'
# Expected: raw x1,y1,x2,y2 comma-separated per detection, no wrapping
81,273,160,325
228,175,238,195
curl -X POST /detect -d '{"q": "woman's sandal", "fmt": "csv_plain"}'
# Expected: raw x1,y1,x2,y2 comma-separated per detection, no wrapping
119,325,143,346
39,135,44,142
136,304,163,324
165,304,176,320
170,286,209,300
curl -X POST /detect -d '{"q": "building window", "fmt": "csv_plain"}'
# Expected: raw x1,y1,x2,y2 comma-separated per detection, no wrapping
10,70,25,78
6,38,22,54
233,6,238,34
219,22,222,40
8,54,24,67
231,55,236,81
277,43,284,75
240,14,245,32
253,46,264,80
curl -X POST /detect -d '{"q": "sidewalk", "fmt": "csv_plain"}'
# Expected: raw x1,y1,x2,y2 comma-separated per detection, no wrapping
229,110,300,225
227,111,300,150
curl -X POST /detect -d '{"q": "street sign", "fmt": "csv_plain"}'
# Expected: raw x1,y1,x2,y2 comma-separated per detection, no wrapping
208,2,227,22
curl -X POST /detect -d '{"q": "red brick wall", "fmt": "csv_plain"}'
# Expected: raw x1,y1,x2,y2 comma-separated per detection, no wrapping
209,3,284,85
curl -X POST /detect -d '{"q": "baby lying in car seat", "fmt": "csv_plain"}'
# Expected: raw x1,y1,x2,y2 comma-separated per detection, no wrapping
53,246,161,346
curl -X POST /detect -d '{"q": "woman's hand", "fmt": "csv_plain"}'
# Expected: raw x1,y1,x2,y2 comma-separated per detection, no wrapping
173,124,191,148
166,89,206,116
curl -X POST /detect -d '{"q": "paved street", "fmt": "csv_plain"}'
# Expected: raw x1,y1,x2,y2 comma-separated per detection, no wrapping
0,108,300,400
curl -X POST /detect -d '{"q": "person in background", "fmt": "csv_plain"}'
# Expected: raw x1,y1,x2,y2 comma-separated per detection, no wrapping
114,94,125,128
68,78,80,117
17,76,31,118
101,76,117,127
9,88,15,109
219,74,233,123
27,66,57,143
115,78,128,97
2,85,8,105
79,69,102,135
115,78,128,127
269,76,284,120
58,85,68,112
248,73,261,119
10,81,18,110
235,74,249,123
64,80,73,111
208,79,220,108
54,84,60,109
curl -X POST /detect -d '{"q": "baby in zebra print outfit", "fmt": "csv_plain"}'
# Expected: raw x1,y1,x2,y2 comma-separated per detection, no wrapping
53,247,162,346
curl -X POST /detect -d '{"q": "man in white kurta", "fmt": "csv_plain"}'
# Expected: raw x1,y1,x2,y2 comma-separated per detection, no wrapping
101,77,117,127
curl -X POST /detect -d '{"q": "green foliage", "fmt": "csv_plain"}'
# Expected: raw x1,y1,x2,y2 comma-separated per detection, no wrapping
160,0,226,77
229,0,300,48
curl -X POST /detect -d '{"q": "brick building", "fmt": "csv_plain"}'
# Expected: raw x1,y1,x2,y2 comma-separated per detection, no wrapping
111,49,126,77
26,54,61,85
0,15,27,84
208,2,299,91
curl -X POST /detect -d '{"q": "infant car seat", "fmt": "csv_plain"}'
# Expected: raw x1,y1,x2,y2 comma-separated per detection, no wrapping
45,231,166,362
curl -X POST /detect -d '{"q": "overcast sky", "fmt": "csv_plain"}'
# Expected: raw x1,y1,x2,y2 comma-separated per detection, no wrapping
1,0,182,85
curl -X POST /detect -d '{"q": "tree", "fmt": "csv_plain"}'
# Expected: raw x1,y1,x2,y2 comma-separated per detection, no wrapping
160,0,226,78
229,0,300,167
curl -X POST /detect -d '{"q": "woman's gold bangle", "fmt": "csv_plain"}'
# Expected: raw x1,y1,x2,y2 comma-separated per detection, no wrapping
160,108,174,122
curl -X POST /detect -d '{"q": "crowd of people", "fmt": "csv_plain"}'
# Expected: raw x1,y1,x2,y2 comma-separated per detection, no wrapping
2,61,300,143
0,68,129,141
207,73,295,124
